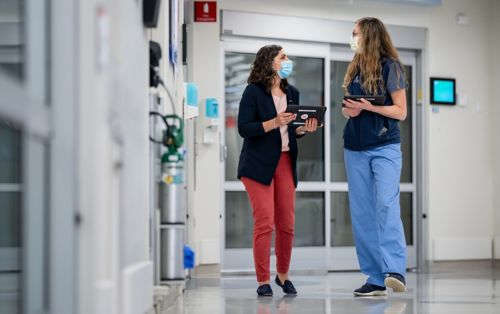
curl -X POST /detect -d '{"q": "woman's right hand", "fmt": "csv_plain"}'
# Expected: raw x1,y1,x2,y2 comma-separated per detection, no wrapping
342,107,362,118
275,112,296,127
342,98,365,118
344,108,361,118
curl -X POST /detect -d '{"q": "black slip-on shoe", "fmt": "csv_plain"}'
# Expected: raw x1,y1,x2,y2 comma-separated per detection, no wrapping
257,284,273,296
275,275,297,295
353,283,387,297
384,273,407,293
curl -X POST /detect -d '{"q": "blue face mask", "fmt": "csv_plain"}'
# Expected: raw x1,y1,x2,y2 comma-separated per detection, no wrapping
278,60,293,79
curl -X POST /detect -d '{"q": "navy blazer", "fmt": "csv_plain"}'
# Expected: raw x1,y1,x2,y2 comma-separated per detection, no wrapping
237,83,302,187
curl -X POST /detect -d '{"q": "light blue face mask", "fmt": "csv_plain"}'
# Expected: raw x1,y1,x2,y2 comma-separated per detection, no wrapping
278,60,293,79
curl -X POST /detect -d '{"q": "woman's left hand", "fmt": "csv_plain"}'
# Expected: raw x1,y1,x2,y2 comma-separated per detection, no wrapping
297,118,318,134
342,98,374,112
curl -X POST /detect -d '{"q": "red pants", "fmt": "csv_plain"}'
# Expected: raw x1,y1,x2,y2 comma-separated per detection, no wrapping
241,152,296,282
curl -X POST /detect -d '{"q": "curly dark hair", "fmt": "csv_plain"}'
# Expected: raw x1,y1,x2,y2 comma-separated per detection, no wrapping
248,45,288,94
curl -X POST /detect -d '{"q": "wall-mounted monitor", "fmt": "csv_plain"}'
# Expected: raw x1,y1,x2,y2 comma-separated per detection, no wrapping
430,77,456,105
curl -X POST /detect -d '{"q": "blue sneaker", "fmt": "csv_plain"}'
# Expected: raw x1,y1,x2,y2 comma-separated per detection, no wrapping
353,283,387,297
384,273,406,292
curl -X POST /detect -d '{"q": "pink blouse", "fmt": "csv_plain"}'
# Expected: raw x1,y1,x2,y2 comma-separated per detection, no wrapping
272,94,290,152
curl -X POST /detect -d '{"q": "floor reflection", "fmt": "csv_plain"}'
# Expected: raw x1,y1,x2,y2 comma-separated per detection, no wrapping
178,261,500,314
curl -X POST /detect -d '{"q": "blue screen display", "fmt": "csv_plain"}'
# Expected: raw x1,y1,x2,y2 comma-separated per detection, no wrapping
432,79,455,104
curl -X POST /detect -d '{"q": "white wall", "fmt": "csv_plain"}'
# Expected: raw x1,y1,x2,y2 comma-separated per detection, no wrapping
422,0,493,261
78,0,152,313
188,0,496,263
185,2,222,266
492,0,500,260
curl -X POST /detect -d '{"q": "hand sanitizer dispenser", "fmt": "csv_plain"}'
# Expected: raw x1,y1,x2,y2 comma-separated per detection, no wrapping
200,98,219,144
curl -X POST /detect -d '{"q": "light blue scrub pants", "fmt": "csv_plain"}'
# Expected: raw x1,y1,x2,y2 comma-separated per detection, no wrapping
344,143,406,287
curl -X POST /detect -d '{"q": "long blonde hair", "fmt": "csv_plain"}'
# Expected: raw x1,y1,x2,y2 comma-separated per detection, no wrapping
343,17,404,95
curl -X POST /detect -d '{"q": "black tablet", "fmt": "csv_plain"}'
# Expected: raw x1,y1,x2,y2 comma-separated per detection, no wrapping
343,95,386,106
285,105,327,126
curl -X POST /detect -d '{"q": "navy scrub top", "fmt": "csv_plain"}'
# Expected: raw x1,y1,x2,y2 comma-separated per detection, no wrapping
343,57,406,151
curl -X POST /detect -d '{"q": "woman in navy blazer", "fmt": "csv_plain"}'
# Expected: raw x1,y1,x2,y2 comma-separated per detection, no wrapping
237,45,318,296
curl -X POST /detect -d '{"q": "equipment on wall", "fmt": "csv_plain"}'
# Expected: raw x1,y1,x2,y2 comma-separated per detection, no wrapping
149,106,187,281
148,40,190,282
150,40,177,115
156,113,186,281
199,98,219,144
143,0,162,28
162,115,184,162
149,41,162,87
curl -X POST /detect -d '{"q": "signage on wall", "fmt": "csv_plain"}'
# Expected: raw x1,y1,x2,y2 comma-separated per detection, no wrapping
194,1,217,22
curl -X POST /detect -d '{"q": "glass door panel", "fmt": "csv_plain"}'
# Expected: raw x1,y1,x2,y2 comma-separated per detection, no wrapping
0,1,24,312
1,0,50,312
225,191,252,249
0,0,23,82
330,61,349,182
223,47,328,272
330,192,353,247
225,191,325,249
0,123,22,314
330,61,414,184
0,193,22,249
224,53,253,182
288,57,325,182
330,192,414,247
400,65,413,183
401,192,414,246
294,192,325,247
224,53,325,182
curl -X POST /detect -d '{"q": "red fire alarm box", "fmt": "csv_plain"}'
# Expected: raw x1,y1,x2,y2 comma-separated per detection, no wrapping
194,1,217,22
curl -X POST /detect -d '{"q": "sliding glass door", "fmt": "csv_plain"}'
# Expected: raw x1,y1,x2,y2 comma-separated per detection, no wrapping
221,39,418,272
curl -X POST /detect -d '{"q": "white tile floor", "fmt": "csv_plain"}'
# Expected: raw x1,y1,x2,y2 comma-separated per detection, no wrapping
1,261,499,313
170,261,500,314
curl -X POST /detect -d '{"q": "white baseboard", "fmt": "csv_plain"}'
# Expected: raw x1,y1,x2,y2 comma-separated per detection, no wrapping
122,261,153,314
494,237,500,259
433,237,492,261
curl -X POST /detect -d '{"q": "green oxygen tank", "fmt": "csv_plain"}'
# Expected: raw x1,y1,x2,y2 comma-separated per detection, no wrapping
161,114,184,162
159,114,186,280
